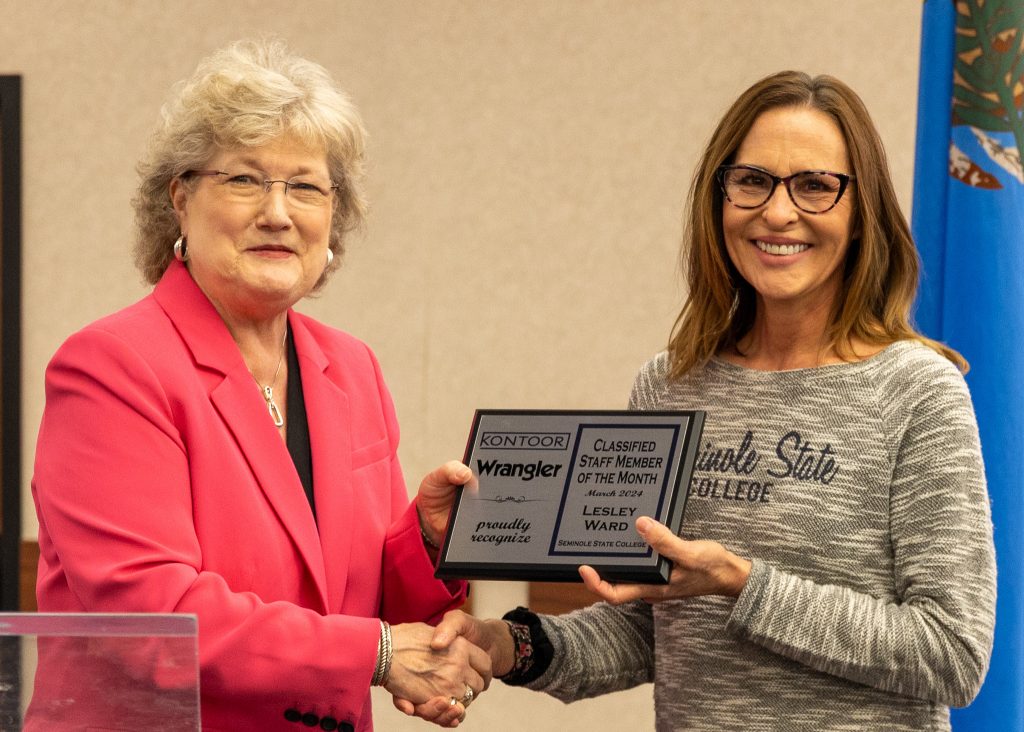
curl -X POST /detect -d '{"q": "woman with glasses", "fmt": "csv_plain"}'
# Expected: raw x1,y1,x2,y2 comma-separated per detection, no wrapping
424,71,996,731
30,39,484,731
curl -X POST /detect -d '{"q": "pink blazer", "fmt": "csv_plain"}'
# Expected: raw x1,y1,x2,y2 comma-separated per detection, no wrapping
31,261,466,731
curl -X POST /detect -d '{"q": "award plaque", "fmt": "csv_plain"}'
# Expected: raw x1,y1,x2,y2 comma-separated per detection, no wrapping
435,410,705,583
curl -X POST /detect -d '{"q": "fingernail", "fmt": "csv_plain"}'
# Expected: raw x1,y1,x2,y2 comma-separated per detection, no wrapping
636,516,653,533
456,466,471,480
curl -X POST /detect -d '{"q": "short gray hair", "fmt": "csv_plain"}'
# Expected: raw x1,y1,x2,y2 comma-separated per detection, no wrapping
132,37,368,285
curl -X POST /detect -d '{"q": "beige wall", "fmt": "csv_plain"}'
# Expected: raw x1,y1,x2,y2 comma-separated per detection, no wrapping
2,1,922,729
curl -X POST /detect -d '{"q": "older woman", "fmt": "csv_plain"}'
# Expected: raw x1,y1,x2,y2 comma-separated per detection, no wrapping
31,39,483,731
426,71,996,731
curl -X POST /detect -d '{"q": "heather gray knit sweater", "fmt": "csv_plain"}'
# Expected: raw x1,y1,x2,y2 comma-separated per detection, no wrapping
526,341,996,731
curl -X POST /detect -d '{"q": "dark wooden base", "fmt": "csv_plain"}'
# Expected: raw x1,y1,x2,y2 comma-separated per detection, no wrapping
528,581,594,615
20,540,36,611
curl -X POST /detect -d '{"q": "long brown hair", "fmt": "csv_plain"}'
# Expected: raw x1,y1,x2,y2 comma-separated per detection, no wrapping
667,71,965,378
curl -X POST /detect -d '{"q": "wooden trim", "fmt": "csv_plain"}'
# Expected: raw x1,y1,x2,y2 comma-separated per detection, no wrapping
20,539,37,612
528,582,594,616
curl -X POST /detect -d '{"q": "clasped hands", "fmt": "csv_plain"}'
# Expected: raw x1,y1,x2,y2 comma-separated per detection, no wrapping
391,497,754,727
384,621,491,728
385,461,487,728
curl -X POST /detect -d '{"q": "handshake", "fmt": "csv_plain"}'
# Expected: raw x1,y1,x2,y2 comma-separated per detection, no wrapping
383,610,515,728
396,461,752,726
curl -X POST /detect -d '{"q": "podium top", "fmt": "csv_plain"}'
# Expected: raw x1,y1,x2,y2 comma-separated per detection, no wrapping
0,612,197,637
1,612,201,731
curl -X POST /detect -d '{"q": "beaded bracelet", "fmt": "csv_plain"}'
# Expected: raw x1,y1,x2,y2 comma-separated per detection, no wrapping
418,511,441,550
500,620,534,679
420,523,440,550
498,607,553,685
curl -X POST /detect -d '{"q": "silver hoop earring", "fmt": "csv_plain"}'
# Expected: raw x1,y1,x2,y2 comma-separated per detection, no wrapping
173,236,189,262
326,248,334,267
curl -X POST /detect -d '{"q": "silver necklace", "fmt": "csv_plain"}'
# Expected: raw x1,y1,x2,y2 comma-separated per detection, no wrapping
250,331,287,428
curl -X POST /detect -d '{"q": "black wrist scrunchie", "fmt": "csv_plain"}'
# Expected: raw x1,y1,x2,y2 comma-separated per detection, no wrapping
499,606,554,685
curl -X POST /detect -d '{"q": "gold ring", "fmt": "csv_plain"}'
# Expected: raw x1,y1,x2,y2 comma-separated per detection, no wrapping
448,696,458,707
461,685,474,706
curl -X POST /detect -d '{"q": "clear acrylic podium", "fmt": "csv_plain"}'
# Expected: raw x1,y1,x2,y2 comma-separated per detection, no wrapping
0,613,200,730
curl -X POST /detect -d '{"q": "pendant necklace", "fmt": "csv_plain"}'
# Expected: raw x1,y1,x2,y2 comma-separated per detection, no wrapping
250,330,287,428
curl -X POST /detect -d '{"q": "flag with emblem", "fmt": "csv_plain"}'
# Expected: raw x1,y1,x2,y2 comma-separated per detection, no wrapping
912,0,1024,728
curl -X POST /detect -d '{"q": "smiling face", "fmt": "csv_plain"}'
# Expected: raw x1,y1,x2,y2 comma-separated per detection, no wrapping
722,106,857,319
170,136,334,324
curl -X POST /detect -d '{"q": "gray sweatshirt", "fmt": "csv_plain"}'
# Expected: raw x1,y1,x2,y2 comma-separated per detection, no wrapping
526,341,996,731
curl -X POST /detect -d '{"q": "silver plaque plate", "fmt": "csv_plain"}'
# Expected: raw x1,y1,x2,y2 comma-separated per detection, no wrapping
435,410,704,583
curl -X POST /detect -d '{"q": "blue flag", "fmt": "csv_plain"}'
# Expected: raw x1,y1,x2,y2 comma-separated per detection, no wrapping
912,1,1024,728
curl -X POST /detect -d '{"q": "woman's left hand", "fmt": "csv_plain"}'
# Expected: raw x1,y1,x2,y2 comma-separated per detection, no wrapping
580,516,752,603
416,461,474,548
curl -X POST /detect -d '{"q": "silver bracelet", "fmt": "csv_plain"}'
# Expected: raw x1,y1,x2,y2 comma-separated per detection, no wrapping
418,511,441,549
380,620,393,685
371,620,393,686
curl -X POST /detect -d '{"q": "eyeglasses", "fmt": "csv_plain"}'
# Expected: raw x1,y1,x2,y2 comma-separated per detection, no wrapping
717,164,854,214
184,170,338,209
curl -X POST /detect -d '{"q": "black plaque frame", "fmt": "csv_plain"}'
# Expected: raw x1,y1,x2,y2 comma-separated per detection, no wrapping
435,409,704,583
0,77,22,612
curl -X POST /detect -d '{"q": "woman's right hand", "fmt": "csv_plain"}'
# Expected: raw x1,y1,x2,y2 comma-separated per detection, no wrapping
431,610,516,677
385,621,493,725
393,614,516,728
394,611,516,726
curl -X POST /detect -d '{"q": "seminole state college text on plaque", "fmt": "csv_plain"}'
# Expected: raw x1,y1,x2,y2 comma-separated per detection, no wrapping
435,410,705,583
